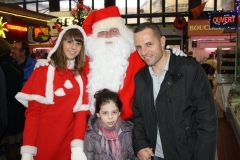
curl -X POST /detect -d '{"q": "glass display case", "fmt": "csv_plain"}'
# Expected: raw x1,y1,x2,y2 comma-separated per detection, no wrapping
216,12,240,148
216,46,236,84
226,83,240,147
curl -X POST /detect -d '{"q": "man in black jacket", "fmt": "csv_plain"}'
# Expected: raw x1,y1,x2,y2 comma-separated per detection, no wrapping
132,23,217,160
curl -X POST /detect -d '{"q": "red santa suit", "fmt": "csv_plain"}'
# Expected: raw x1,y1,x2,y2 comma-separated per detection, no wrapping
84,51,145,120
117,51,145,119
15,25,89,160
83,6,146,120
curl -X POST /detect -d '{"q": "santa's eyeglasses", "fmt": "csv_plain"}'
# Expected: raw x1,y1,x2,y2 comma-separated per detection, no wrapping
97,28,119,38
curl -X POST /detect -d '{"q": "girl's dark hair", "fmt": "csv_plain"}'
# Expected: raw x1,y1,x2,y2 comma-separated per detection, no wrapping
94,88,122,114
50,29,85,76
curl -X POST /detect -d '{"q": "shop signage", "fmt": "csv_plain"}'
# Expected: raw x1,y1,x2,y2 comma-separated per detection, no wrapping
5,24,27,32
188,20,226,36
56,17,75,27
209,12,237,28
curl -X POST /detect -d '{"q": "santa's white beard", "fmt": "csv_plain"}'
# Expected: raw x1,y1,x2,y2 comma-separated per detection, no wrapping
85,29,135,113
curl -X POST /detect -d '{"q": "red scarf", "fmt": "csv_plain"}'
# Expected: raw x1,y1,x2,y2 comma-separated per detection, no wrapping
97,117,123,160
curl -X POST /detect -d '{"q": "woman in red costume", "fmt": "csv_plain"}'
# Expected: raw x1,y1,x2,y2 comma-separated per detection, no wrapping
15,25,90,160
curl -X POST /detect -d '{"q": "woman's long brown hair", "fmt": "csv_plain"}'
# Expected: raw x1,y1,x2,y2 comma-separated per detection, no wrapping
50,29,85,76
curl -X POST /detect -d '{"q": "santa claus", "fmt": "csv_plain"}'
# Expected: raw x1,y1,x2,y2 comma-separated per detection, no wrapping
82,6,185,119
82,6,146,119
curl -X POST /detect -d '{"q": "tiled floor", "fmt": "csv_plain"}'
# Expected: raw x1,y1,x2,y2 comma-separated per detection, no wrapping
217,117,240,160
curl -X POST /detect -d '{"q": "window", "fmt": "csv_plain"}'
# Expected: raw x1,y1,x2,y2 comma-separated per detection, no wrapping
13,0,224,25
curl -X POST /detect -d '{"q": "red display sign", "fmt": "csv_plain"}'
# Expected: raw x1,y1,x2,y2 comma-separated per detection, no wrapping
209,12,237,28
5,24,27,32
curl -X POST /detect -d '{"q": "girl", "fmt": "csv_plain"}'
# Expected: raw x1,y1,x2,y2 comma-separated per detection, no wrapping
15,25,90,160
84,88,137,160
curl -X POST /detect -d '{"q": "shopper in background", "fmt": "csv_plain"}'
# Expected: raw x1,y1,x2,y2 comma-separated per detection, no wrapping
40,52,48,59
0,38,24,160
29,52,37,59
205,53,217,89
84,88,136,160
132,22,217,160
10,41,37,86
187,51,196,61
15,25,90,160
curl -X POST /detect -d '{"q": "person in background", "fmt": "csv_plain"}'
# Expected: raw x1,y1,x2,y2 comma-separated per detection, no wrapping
15,25,90,160
187,51,193,58
132,22,217,160
0,66,7,140
187,51,196,61
40,52,48,59
205,53,217,89
10,41,37,86
84,88,136,160
29,52,37,59
0,38,24,160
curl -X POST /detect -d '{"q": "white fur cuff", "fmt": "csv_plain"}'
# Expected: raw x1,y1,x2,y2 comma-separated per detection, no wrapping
70,139,83,148
21,145,37,156
71,147,87,160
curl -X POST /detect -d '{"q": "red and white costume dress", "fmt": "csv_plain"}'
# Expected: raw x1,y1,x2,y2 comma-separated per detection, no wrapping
15,65,89,160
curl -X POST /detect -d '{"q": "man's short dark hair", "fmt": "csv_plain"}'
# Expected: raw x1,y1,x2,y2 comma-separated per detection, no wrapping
134,22,162,40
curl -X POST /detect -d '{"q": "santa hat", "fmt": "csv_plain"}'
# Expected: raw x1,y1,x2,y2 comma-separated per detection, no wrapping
47,25,86,61
82,6,125,36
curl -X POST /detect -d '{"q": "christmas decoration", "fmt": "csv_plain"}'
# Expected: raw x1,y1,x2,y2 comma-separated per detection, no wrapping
174,16,186,30
52,22,63,33
49,22,63,47
0,17,8,38
71,0,91,26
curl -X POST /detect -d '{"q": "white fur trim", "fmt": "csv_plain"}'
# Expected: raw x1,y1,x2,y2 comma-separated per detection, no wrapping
21,145,37,156
72,75,87,112
54,88,65,96
46,65,55,104
79,104,89,111
71,139,83,148
47,25,86,61
71,147,87,159
15,92,51,107
92,17,125,34
67,59,75,69
15,65,55,107
64,80,73,89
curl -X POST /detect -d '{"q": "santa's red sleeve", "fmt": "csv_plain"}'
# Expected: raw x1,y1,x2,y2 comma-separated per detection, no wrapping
119,51,146,120
83,55,90,75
